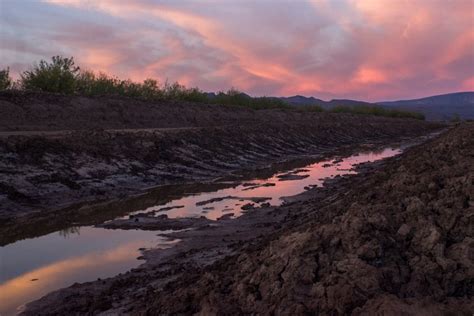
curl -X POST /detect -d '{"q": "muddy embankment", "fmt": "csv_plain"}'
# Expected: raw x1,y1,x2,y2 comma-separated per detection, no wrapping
21,124,473,315
0,93,442,234
149,124,473,316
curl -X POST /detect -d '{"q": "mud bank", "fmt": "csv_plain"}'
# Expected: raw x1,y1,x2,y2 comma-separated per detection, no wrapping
0,96,441,226
22,124,472,315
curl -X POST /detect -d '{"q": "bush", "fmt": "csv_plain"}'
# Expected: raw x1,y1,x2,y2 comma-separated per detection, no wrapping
75,73,205,101
76,71,126,96
21,56,80,93
450,113,461,123
6,55,426,117
162,81,207,102
296,105,325,112
330,105,425,120
0,68,12,90
209,89,290,109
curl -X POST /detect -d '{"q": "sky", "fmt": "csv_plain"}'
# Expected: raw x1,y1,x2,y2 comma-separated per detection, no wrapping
0,0,473,101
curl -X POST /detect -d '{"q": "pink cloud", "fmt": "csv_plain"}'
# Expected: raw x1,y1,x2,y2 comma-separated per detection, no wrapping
3,0,473,100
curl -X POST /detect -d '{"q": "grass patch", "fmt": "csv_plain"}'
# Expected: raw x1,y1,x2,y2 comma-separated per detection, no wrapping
330,105,425,120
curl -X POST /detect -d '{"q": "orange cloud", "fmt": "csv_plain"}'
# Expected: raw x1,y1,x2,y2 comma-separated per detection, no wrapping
7,0,474,100
354,67,387,84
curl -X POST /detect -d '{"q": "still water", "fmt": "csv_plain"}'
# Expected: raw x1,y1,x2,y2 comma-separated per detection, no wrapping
0,227,177,315
0,147,401,315
129,147,401,220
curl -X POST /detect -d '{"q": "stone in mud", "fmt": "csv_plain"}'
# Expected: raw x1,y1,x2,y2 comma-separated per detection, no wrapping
242,183,259,187
242,183,276,191
99,214,211,230
156,205,184,212
196,196,237,206
397,224,412,237
241,203,255,210
250,197,271,203
217,213,234,221
277,174,310,181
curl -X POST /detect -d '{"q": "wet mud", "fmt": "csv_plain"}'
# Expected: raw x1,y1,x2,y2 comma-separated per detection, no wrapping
21,124,472,315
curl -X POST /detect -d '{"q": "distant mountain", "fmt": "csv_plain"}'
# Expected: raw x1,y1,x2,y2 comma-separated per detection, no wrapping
280,95,325,106
379,92,474,120
208,91,474,121
281,95,374,109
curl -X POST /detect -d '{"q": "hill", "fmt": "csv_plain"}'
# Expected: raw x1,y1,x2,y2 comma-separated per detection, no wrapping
281,95,374,110
379,92,474,120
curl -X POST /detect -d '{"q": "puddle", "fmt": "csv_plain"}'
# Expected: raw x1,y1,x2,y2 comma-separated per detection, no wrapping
0,227,177,316
128,147,401,220
0,146,401,315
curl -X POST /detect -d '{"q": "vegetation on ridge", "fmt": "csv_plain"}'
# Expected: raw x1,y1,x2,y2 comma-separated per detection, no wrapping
0,56,424,119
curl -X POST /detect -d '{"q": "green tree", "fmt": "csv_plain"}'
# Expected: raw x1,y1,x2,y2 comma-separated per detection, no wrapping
0,68,12,90
21,56,80,94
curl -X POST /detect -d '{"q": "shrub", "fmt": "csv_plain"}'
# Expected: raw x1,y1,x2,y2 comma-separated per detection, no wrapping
209,89,289,109
450,113,461,123
296,105,325,112
6,55,426,117
249,97,290,110
140,79,163,100
330,105,424,120
76,71,121,96
0,68,12,90
162,81,207,102
21,56,80,93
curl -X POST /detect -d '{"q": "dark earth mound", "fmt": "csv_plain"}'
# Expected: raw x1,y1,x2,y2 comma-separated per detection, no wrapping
0,93,442,233
145,123,473,315
21,123,472,315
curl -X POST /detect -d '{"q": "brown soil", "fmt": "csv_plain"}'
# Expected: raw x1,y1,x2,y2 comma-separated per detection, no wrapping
0,92,442,244
21,124,473,315
147,123,474,315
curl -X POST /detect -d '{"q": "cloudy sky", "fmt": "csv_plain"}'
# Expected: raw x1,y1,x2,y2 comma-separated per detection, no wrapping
1,0,473,101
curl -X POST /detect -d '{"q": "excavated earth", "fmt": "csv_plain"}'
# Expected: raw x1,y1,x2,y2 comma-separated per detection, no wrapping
149,123,474,315
20,120,473,315
0,92,443,245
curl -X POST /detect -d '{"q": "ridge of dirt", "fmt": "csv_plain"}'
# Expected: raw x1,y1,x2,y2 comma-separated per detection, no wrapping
144,123,473,315
21,124,472,315
0,95,442,238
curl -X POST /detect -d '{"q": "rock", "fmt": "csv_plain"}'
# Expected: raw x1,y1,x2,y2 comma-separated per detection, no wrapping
241,203,255,210
217,213,234,221
397,224,412,237
277,174,310,181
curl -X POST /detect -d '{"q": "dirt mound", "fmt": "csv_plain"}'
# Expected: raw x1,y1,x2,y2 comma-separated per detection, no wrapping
146,124,474,315
0,90,424,132
0,97,440,218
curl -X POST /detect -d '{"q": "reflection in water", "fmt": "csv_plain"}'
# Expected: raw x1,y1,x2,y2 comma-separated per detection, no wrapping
129,148,401,220
58,226,81,238
0,227,177,316
0,147,402,315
